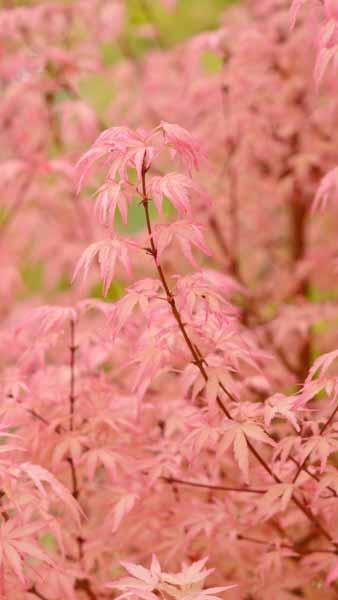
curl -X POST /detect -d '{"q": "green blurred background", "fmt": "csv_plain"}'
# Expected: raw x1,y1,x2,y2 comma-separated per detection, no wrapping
8,0,236,300
79,0,235,114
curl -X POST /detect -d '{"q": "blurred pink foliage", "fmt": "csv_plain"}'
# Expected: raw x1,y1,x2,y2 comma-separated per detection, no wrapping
2,0,338,598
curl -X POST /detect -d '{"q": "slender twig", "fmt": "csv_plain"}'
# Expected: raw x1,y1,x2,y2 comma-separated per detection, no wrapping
67,319,79,500
263,327,300,377
28,586,49,600
67,456,79,501
27,409,50,426
75,577,97,600
289,456,338,499
237,534,335,556
66,324,96,597
321,402,338,435
140,155,335,546
163,476,266,494
208,215,232,265
166,461,338,498
292,400,338,484
15,396,65,434
69,319,76,431
165,478,336,556
227,164,241,280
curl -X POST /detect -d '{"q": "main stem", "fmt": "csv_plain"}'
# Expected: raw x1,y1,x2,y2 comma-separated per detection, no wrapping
69,319,76,431
290,194,312,381
68,319,79,501
67,321,97,599
140,158,334,545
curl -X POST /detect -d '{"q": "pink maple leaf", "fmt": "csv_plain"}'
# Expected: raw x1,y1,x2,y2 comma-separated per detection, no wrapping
153,221,211,266
159,122,207,173
94,179,134,226
148,173,210,218
258,484,295,520
217,421,275,483
75,126,156,193
108,279,162,339
0,519,54,584
18,463,82,524
73,237,132,296
110,493,139,533
16,306,77,338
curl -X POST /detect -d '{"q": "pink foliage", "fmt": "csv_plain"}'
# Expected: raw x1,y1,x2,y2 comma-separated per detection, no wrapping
3,0,338,599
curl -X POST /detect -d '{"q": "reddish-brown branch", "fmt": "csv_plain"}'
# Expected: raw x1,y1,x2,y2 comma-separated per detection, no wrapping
163,476,266,494
68,320,79,501
164,479,337,555
292,400,338,484
28,586,49,600
66,322,96,598
67,322,79,505
75,578,97,600
140,156,335,546
289,187,312,381
208,215,231,261
237,534,334,556
321,402,338,435
228,165,241,280
69,319,76,431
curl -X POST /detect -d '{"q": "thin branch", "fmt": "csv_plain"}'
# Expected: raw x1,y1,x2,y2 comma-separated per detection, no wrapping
66,323,96,597
14,396,66,433
140,155,335,546
321,402,338,435
28,585,49,600
263,327,300,377
292,399,338,484
69,318,76,431
227,164,241,280
67,456,79,501
67,319,79,501
165,480,337,555
26,409,50,426
208,215,232,264
75,578,98,600
163,476,266,494
289,456,338,499
237,534,335,556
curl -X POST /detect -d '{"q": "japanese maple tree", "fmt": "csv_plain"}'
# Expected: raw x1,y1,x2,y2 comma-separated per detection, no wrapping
2,0,338,599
